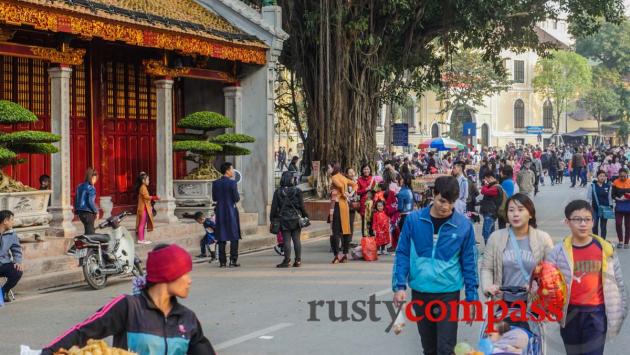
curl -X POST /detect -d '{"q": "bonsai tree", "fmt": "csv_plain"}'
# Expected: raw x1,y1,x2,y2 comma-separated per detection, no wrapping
0,100,60,192
173,111,255,180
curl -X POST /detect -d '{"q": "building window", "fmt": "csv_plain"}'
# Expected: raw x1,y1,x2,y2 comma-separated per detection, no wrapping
513,60,525,83
553,20,558,29
515,138,525,146
431,123,439,138
481,123,489,147
543,100,553,129
514,99,525,129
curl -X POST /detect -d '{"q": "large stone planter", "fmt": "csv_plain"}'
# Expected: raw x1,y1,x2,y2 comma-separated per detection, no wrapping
173,179,214,218
0,190,52,240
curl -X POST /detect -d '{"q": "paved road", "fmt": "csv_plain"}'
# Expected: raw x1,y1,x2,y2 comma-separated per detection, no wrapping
2,179,629,354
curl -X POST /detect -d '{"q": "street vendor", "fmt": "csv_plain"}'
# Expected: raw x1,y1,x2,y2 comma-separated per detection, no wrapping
41,244,215,355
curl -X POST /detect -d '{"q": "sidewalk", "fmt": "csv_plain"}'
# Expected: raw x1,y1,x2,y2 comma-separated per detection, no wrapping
15,219,334,294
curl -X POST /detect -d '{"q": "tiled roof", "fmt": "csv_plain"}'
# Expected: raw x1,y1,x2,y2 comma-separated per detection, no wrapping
17,0,266,47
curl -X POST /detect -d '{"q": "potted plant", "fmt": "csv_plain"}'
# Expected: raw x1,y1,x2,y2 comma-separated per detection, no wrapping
0,100,61,239
172,111,254,217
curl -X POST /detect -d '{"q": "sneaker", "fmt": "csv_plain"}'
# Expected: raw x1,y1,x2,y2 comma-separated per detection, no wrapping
196,254,208,259
625,244,630,249
137,240,152,245
617,243,623,249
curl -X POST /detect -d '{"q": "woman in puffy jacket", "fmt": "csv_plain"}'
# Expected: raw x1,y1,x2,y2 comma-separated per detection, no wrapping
270,171,309,268
74,168,99,235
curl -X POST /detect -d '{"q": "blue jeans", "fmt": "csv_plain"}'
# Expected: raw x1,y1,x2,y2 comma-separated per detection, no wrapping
482,215,496,244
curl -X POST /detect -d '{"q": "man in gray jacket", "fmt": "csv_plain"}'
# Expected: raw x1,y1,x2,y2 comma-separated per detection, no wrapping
516,159,536,198
0,210,22,302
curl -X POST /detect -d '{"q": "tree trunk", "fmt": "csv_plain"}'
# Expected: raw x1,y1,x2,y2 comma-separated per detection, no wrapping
284,0,380,197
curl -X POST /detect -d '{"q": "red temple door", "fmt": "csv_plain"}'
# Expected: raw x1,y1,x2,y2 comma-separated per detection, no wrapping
100,60,156,212
70,61,91,203
0,55,51,187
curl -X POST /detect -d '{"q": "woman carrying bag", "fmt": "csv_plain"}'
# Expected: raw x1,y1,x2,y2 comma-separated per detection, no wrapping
586,170,613,239
481,193,554,330
270,171,309,268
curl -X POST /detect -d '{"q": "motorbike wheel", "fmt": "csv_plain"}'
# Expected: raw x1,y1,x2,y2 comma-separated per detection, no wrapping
132,256,145,277
82,250,108,290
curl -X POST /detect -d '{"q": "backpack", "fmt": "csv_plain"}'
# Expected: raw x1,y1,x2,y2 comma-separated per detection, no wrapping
496,185,508,219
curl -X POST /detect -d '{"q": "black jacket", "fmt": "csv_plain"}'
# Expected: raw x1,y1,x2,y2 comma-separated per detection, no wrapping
42,292,215,355
270,187,308,231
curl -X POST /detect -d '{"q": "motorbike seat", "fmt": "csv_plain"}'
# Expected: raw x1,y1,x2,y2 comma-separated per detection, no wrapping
83,234,111,244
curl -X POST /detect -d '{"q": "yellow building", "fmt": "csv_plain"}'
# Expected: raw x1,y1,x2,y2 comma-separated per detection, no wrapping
377,19,600,150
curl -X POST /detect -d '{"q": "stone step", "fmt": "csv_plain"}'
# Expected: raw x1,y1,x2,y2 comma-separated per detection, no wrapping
14,221,332,293
23,255,78,275
21,237,73,259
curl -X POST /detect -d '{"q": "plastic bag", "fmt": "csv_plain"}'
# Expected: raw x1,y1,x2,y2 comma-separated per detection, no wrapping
19,345,41,355
531,261,566,315
392,307,406,335
350,246,363,260
361,236,378,261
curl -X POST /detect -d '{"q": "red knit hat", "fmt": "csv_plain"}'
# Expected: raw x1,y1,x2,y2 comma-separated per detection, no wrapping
146,244,192,283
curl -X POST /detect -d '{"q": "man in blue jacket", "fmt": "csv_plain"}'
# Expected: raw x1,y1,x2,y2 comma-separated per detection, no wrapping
392,176,479,355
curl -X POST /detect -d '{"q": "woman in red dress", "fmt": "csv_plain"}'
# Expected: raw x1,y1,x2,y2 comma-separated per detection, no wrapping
357,164,376,236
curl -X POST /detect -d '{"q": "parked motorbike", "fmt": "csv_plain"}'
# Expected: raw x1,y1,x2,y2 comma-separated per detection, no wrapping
72,211,144,289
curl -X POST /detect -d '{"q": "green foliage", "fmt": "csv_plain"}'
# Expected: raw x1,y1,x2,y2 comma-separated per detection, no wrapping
436,49,511,114
173,111,254,179
0,102,60,174
0,147,17,161
0,100,37,124
533,51,592,133
177,112,234,131
0,131,61,144
576,21,630,75
580,67,622,122
7,143,58,155
173,141,222,154
220,144,251,156
618,120,629,143
212,133,256,144
576,20,630,118
172,133,206,141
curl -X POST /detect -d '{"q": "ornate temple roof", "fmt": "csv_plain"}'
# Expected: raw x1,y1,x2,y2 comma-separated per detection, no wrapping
0,0,267,64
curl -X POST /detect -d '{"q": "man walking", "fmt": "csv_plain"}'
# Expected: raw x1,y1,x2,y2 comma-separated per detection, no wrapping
516,159,536,198
571,149,585,188
212,162,241,268
0,210,22,303
392,176,479,355
451,161,469,215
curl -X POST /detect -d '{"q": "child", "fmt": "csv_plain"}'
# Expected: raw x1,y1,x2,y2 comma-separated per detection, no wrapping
483,321,529,354
372,200,390,255
194,211,216,261
546,199,627,355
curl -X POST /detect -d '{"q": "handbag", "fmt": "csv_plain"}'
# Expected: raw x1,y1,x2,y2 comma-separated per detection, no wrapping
283,188,311,228
592,185,614,219
270,219,281,234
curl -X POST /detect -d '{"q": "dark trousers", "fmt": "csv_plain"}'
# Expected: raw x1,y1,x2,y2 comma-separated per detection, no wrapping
412,290,460,355
217,240,239,264
592,210,608,239
560,305,607,355
281,228,302,261
571,167,582,187
549,168,557,185
615,212,630,244
78,211,96,235
0,262,22,295
331,203,351,255
199,237,215,257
